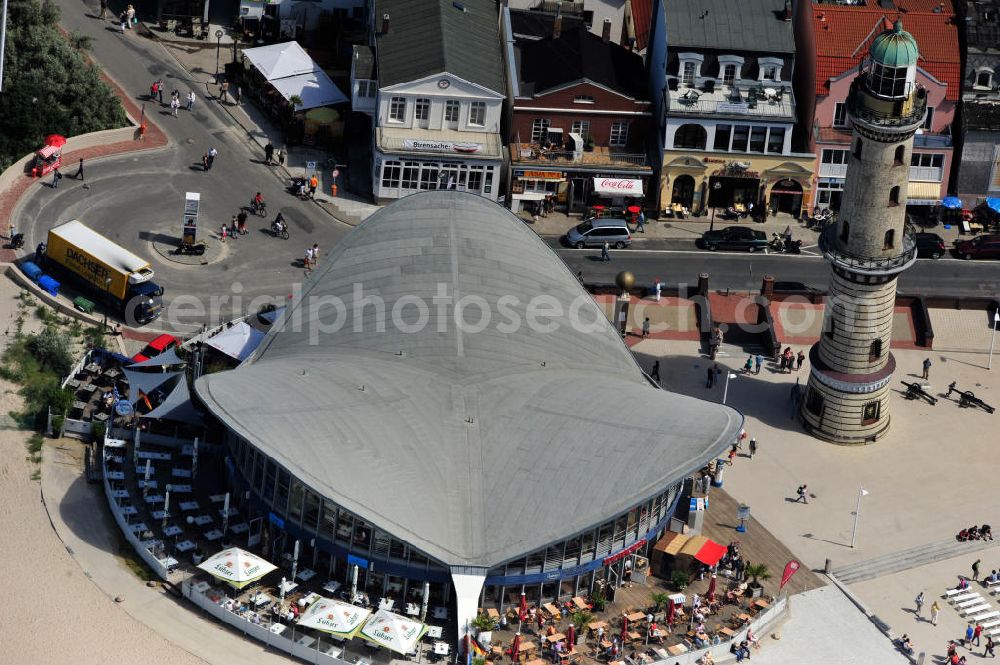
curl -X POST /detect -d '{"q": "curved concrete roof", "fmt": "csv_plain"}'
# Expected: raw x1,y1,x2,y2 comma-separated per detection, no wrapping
196,191,742,568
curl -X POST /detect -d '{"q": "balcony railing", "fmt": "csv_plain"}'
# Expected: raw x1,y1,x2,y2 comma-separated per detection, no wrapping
818,223,918,276
510,143,650,169
848,82,928,130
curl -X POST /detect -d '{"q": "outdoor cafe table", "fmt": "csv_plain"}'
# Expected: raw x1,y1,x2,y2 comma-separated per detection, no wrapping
135,465,154,475
93,412,109,423
405,602,420,616
80,383,97,394
161,556,179,569
219,507,239,518
172,468,192,478
84,363,101,373
193,514,213,526
279,579,298,595
425,626,443,639
137,479,156,489
107,455,124,464
230,522,249,534
164,525,183,537
524,658,546,665
72,401,87,411
588,621,608,633
170,484,192,493
129,522,148,533
752,599,769,610
736,613,752,623
626,611,645,623
138,451,171,461
210,494,226,503
433,642,451,656
179,501,200,511
572,597,588,611
176,540,195,552
542,603,561,617
152,510,168,520
545,633,566,644
107,471,124,480
145,494,165,504
250,592,270,607
667,644,688,655
719,627,735,638
432,606,448,620
323,580,342,595
518,641,537,654
297,568,316,582
65,379,80,389
112,489,130,499
121,505,138,516
204,529,224,541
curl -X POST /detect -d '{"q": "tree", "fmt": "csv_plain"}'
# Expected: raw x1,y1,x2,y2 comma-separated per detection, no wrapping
649,592,671,612
26,326,73,376
0,0,126,171
745,563,772,587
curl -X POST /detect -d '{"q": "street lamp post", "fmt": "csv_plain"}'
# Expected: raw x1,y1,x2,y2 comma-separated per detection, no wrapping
709,181,722,232
215,29,224,78
722,371,738,404
850,487,869,548
989,309,1000,370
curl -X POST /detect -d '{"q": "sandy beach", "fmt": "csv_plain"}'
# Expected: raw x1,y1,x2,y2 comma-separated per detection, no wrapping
0,278,208,665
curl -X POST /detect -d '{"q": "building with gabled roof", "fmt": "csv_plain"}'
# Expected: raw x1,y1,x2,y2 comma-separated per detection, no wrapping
793,0,960,212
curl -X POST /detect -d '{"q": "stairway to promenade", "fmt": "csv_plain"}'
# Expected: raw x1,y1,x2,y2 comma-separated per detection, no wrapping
833,537,997,584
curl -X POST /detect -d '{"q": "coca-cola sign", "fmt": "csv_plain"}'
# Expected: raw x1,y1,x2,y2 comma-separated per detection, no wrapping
592,177,644,197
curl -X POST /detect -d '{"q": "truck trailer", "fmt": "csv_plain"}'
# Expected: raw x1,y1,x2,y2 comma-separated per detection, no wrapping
45,220,164,324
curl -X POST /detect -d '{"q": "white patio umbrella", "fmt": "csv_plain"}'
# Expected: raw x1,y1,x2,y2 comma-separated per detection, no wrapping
297,597,371,639
196,546,277,590
360,608,427,654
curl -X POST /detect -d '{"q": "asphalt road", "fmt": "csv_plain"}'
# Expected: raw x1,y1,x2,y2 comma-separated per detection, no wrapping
16,0,1000,334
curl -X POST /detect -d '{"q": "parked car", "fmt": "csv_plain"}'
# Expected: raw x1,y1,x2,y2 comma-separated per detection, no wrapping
700,225,768,252
565,218,632,249
954,234,1000,260
914,232,945,259
132,333,180,363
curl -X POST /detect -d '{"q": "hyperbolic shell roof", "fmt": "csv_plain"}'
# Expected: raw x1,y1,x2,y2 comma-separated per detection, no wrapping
195,191,743,568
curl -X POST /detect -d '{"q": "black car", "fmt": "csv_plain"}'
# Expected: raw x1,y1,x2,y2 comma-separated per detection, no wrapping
914,232,945,259
701,225,768,252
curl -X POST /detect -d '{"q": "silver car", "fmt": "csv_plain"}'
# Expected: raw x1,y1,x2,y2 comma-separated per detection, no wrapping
565,218,632,249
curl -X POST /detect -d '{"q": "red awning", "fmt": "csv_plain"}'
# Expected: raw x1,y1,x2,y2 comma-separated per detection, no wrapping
694,539,727,566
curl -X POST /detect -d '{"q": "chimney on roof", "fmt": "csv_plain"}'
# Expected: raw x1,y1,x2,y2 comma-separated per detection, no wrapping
381,13,390,35
553,12,562,39
602,18,612,43
784,0,792,21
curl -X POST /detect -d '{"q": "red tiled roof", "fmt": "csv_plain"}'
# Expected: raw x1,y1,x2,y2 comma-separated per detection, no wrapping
811,3,961,101
630,0,653,51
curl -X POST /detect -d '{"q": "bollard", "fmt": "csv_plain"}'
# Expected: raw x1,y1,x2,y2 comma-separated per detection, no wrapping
331,183,338,197
824,558,832,574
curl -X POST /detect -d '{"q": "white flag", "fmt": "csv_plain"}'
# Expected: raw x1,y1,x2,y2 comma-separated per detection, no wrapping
860,488,869,496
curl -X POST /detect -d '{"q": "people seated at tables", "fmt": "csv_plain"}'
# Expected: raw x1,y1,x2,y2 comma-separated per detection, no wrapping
957,578,970,590
990,570,1000,584
224,598,235,612
648,622,662,644
731,640,751,662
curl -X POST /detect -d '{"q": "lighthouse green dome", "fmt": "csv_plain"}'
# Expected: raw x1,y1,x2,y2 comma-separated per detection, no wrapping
870,20,919,68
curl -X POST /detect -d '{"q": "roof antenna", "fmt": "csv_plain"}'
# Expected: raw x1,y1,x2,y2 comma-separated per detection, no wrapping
700,10,709,19
359,384,365,392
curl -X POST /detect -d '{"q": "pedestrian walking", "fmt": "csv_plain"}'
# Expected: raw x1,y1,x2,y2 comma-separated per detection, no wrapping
914,591,924,617
119,10,128,32
706,363,719,388
264,142,275,165
202,153,210,171
51,168,62,188
237,211,248,235
748,437,757,458
99,0,109,18
967,624,976,647
654,276,661,302
231,218,239,240
727,447,737,466
311,243,320,268
930,600,940,625
743,355,753,373
636,210,645,233
641,317,650,338
754,354,762,374
150,80,158,100
157,78,163,104
309,174,319,198
975,623,984,647
236,85,243,105
170,97,179,116
796,349,805,370
304,246,314,272
277,148,286,166
974,559,982,581
72,158,84,180
207,147,218,169
651,360,660,383
220,224,228,242
922,357,932,380
795,484,808,503
8,222,15,239
126,4,135,27
601,241,610,262
187,90,196,111
985,635,995,657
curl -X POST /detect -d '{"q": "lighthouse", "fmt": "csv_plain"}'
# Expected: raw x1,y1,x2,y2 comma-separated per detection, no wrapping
801,20,925,443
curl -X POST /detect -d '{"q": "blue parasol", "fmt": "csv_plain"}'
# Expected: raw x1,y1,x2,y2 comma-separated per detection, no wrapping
986,198,1000,214
942,196,962,209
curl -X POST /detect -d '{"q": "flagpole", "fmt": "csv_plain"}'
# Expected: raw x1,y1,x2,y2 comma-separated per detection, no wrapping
850,486,867,548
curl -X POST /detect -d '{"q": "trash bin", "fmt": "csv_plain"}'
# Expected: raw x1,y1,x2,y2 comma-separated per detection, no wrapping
37,275,60,296
20,261,43,282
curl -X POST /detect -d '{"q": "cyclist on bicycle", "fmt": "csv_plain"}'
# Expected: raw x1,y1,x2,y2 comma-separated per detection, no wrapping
252,192,265,213
271,212,287,237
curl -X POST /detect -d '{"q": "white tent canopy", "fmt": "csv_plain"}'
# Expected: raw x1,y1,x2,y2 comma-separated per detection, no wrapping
196,547,277,589
297,598,371,638
243,41,347,110
243,41,314,80
360,609,426,654
271,70,348,110
206,321,266,362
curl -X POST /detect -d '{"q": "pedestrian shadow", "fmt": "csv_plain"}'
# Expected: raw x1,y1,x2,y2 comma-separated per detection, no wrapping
189,163,208,171
104,26,122,33
138,231,178,244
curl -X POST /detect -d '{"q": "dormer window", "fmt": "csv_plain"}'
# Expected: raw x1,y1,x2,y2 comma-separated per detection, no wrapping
678,53,704,87
573,95,596,104
717,55,744,88
758,57,783,82
975,67,994,90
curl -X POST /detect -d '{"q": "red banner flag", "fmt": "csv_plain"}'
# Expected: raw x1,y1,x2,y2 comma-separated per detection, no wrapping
779,560,801,590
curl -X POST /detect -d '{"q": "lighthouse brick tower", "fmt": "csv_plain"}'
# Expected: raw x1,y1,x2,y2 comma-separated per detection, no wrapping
801,20,926,444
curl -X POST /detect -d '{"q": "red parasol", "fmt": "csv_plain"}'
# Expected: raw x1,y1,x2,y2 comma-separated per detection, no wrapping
706,574,717,603
627,205,641,214
592,205,606,210
519,592,528,622
566,625,576,652
666,599,675,624
44,134,67,148
620,615,629,641
510,632,521,657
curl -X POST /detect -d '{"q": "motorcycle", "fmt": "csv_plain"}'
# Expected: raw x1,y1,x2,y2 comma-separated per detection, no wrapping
270,220,289,240
768,234,785,252
783,237,802,254
288,176,309,200
720,207,739,221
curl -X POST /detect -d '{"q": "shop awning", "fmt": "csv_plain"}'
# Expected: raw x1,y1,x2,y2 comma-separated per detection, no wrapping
512,192,547,201
592,177,643,197
657,531,689,556
243,41,314,80
679,536,727,566
907,181,942,205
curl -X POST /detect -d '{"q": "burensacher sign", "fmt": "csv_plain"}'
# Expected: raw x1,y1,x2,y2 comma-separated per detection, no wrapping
592,177,644,197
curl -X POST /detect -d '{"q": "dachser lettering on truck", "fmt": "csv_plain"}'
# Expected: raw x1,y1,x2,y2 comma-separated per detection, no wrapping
63,246,112,285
